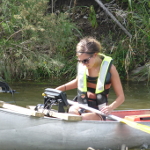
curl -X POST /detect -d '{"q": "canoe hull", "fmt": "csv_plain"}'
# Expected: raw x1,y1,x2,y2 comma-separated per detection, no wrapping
0,108,150,150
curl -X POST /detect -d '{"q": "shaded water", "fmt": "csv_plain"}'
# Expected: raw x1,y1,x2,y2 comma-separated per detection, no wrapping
1,81,149,110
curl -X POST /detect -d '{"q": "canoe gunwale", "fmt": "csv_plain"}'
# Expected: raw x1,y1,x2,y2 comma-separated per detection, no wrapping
1,107,150,124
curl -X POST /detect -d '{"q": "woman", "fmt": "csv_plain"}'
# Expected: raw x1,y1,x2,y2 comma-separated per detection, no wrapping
56,37,125,120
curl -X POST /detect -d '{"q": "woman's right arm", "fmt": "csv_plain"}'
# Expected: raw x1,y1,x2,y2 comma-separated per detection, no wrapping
55,78,78,91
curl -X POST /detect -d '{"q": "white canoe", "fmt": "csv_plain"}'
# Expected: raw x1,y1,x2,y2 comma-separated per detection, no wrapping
0,101,150,150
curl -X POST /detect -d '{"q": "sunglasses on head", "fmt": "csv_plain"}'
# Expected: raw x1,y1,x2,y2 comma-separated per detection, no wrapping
78,56,93,64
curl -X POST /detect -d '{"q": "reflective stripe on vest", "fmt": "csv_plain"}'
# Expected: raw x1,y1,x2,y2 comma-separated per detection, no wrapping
78,54,112,94
78,63,87,92
95,54,112,93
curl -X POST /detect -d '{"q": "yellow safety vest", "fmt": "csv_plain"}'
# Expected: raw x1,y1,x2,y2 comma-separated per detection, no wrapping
78,54,113,94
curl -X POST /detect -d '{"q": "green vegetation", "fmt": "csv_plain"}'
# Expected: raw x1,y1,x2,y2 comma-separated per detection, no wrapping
0,0,149,82
88,5,98,28
0,0,80,81
107,0,150,80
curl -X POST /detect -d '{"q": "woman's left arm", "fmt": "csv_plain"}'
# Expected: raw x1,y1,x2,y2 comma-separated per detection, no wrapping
101,64,125,115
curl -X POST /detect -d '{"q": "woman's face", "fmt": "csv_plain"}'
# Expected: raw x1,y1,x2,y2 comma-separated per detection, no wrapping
77,53,96,69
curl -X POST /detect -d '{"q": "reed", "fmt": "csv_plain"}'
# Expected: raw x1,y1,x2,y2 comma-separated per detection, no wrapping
109,0,150,81
0,0,149,82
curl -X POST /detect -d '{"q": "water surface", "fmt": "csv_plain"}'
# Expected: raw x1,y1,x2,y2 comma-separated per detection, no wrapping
0,81,150,110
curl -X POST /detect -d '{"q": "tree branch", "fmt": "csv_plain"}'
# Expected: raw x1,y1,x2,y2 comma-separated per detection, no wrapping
95,0,132,38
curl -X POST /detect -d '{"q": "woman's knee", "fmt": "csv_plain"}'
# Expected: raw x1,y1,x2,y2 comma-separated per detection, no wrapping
68,105,80,115
81,113,103,120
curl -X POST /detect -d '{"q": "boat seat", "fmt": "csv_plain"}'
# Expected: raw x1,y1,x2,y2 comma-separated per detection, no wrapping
125,114,150,122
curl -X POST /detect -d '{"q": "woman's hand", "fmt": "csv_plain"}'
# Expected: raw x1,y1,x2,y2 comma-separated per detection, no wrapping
100,105,113,115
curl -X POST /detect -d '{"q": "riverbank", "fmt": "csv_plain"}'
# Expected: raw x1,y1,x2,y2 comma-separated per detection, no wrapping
0,0,149,82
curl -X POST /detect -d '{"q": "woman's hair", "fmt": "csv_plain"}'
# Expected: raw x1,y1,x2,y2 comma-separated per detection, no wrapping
76,37,102,54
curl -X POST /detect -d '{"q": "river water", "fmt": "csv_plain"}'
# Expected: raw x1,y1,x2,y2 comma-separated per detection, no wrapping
1,81,149,110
